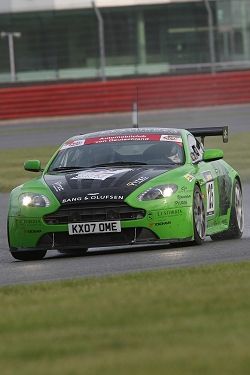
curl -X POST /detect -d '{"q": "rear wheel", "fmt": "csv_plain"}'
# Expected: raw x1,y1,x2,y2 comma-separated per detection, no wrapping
210,179,244,241
10,250,47,261
193,185,206,245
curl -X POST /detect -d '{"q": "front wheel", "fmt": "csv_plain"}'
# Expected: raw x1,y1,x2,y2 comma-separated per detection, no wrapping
10,250,47,261
210,179,244,241
193,185,206,245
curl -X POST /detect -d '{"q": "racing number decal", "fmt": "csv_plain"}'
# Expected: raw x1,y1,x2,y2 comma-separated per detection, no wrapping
206,180,215,216
203,170,215,216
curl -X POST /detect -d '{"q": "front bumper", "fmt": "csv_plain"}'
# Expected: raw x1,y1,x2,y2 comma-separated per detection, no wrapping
8,203,194,252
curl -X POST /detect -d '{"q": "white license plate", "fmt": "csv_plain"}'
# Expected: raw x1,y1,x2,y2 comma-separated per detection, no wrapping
68,221,121,235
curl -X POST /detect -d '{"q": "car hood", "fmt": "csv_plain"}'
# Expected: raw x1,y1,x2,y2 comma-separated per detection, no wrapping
44,166,172,204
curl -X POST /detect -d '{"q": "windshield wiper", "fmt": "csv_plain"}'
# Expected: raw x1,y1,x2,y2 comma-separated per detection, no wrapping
52,166,86,171
90,161,148,167
52,162,148,171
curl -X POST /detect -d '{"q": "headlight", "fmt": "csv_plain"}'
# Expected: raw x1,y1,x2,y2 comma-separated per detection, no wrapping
19,193,51,207
137,184,178,201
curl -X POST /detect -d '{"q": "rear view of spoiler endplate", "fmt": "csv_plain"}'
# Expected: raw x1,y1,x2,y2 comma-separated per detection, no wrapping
186,126,228,145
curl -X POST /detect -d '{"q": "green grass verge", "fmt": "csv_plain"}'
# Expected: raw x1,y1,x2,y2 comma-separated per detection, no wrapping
0,132,249,193
1,262,250,375
206,131,250,183
0,146,57,192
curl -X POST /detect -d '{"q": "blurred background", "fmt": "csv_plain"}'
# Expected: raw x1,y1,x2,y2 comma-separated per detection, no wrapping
1,0,250,84
1,0,250,121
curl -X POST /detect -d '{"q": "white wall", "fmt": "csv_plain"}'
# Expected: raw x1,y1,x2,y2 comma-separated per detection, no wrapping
0,0,202,14
3,0,55,13
1,0,11,13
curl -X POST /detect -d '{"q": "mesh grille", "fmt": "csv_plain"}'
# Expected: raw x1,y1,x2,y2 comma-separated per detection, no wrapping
44,202,145,224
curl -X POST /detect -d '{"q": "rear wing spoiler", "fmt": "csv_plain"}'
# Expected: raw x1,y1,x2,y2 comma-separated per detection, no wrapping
186,126,228,145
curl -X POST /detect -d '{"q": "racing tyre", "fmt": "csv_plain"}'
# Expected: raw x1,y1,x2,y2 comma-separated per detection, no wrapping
193,185,206,245
210,179,244,241
10,250,47,261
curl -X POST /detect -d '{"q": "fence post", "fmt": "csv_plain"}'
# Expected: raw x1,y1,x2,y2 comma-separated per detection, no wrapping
1,31,21,82
204,0,216,74
92,1,106,82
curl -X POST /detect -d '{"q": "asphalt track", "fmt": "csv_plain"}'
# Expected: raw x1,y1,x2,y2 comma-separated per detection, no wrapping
0,103,250,150
0,104,250,286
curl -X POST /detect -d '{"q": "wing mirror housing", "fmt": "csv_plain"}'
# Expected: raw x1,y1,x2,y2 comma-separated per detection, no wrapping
203,149,224,162
24,160,42,172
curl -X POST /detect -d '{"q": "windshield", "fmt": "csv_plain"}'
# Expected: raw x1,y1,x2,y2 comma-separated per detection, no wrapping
48,137,185,172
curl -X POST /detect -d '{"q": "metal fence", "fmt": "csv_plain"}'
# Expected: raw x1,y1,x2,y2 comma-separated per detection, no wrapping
1,0,250,84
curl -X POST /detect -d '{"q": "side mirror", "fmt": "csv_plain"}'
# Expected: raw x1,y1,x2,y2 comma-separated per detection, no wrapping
24,160,42,172
203,149,224,162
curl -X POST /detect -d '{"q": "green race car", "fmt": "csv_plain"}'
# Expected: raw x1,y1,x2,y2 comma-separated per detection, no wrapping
8,126,244,261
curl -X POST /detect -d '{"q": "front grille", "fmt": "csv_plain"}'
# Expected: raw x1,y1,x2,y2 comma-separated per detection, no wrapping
44,202,145,224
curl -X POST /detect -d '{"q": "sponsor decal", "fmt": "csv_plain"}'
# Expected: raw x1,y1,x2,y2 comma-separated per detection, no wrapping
24,230,42,234
206,180,215,216
62,197,82,204
60,140,85,151
155,221,171,227
157,209,182,218
83,132,180,145
180,186,188,192
52,181,64,192
147,212,154,222
150,221,171,227
127,176,148,186
177,194,191,200
175,201,187,205
20,219,42,226
85,134,162,143
155,221,171,226
70,168,131,181
83,194,123,201
203,170,213,182
184,173,195,182
160,135,182,143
